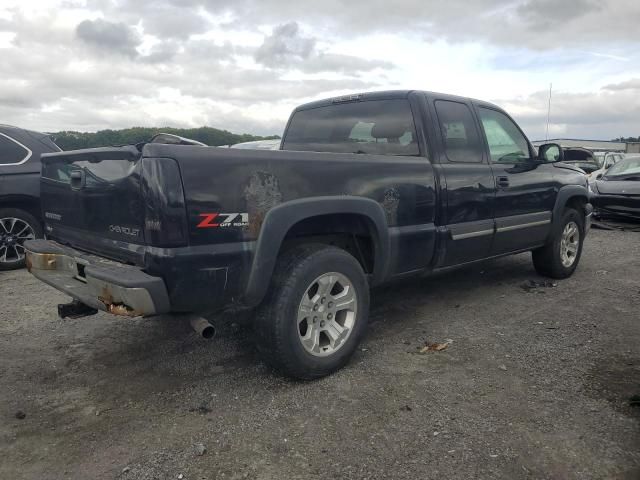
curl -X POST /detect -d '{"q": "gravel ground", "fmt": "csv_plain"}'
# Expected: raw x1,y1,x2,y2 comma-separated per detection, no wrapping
1,228,639,480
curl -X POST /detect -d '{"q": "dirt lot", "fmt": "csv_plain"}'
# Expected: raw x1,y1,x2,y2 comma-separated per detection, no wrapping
1,228,639,480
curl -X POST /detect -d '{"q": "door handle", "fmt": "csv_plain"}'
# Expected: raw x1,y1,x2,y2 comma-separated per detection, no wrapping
496,176,510,188
70,169,85,190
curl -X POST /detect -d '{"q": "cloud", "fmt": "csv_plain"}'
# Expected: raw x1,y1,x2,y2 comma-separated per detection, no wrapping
516,0,602,28
76,18,141,57
255,22,393,73
155,0,640,49
499,85,640,140
255,22,316,67
140,5,210,39
603,78,640,91
1,0,640,141
0,18,14,32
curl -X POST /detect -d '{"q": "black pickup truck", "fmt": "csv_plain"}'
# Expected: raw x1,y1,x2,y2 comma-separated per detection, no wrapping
25,91,591,379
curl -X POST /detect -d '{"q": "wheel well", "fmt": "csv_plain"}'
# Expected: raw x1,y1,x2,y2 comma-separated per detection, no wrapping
279,213,376,274
565,196,587,215
0,196,41,222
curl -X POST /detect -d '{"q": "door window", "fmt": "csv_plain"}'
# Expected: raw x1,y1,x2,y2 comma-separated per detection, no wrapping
434,100,483,163
478,108,531,163
0,133,31,165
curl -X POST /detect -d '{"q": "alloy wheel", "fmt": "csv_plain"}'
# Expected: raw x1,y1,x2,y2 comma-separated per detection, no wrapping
0,217,35,265
297,272,358,357
560,221,579,268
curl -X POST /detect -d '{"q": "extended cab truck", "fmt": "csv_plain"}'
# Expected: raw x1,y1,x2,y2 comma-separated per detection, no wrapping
0,125,61,270
25,91,592,379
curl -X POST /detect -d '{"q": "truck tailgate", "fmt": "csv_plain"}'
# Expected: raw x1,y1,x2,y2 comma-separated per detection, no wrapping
41,146,147,261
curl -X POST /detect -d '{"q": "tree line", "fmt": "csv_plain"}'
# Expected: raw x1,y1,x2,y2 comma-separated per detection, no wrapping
613,136,640,143
51,126,280,150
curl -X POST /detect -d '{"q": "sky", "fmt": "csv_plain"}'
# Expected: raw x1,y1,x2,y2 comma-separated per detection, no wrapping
1,0,640,140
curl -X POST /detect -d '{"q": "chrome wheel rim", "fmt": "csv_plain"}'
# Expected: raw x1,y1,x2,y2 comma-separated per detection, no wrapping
0,217,35,264
560,221,579,268
297,272,358,357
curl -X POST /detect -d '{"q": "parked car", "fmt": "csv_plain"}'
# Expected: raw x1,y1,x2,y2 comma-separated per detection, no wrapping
559,147,600,176
590,155,640,221
590,152,624,184
230,139,281,150
0,125,61,270
24,90,592,379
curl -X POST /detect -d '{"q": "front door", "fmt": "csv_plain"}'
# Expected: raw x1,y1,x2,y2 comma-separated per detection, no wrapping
475,106,556,255
430,98,496,266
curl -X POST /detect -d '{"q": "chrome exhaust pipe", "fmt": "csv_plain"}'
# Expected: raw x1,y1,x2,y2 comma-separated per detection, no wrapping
190,316,216,340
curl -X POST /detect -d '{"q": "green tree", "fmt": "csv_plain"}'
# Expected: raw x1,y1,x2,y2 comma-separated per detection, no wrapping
51,127,279,150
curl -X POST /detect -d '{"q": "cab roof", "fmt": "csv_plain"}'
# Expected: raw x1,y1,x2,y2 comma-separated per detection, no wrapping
293,90,503,112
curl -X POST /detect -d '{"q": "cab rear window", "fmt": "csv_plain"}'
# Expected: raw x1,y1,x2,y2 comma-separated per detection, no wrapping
282,99,420,156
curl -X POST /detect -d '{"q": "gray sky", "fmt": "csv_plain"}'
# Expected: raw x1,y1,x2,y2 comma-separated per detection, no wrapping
1,0,640,140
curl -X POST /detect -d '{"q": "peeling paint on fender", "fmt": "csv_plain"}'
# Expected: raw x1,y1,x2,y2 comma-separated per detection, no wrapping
244,171,283,237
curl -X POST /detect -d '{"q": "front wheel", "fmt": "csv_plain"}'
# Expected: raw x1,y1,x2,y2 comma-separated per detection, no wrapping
0,208,42,271
532,207,585,279
254,244,370,380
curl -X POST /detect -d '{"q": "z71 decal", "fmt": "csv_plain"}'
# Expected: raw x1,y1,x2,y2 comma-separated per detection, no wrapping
197,213,249,228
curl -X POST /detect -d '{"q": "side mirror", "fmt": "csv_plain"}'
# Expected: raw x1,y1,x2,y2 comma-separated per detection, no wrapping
538,143,564,163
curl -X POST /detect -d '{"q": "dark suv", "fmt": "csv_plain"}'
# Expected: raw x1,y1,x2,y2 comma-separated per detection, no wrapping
0,125,61,270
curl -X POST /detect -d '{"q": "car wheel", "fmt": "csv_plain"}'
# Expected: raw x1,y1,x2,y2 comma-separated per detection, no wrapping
0,208,43,271
532,207,585,279
254,244,369,380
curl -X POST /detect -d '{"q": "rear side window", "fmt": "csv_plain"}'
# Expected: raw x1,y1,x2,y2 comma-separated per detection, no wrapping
434,100,483,163
282,99,419,156
0,133,31,165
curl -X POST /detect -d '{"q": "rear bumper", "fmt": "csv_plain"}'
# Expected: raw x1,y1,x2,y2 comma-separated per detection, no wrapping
24,239,170,317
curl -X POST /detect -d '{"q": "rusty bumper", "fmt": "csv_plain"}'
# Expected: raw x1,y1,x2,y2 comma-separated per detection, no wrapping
24,239,170,317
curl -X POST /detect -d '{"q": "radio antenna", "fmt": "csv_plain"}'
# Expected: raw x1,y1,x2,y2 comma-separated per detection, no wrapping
545,83,552,141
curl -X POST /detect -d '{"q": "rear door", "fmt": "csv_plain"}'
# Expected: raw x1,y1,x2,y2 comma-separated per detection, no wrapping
475,105,555,255
428,97,496,266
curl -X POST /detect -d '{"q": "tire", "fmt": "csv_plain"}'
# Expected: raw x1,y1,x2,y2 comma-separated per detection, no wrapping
532,207,584,279
0,208,43,271
254,244,370,380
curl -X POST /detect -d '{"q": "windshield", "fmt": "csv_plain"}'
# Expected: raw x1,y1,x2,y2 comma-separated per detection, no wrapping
594,152,606,168
604,156,640,179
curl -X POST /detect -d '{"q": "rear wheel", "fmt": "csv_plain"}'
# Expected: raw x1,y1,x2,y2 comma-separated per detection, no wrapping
254,244,369,380
532,207,584,279
0,208,42,271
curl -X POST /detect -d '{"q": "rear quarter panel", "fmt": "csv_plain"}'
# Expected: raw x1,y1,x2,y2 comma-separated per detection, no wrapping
142,144,438,301
145,146,437,247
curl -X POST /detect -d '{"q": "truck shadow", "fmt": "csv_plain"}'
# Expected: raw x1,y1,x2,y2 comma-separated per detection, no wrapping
86,253,538,386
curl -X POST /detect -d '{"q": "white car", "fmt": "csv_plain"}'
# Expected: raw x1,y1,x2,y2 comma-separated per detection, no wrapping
589,152,624,183
230,139,281,150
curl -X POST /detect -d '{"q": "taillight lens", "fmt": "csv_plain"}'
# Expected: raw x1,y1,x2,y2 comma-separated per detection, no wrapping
141,157,188,247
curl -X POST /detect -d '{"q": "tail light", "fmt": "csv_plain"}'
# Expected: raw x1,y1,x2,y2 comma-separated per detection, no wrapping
140,157,188,247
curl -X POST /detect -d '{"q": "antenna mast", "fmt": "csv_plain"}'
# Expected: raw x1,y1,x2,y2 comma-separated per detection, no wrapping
545,83,552,141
